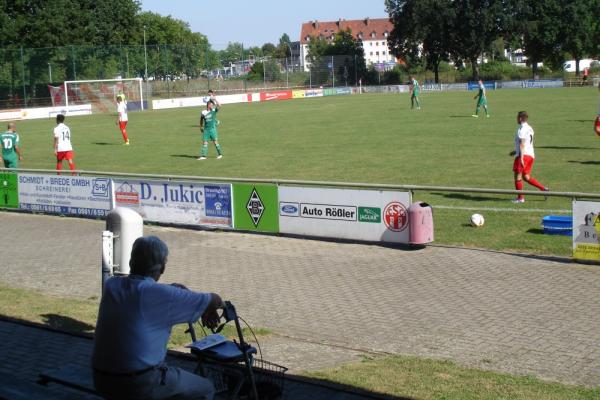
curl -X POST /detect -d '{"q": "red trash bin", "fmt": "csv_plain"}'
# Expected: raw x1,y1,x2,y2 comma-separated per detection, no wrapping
409,202,434,245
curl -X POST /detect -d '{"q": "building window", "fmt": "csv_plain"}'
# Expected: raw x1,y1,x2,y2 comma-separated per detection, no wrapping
376,51,379,56
371,32,376,38
383,51,386,55
370,52,373,56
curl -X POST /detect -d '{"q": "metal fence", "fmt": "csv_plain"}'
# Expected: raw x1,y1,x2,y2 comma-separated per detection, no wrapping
0,44,588,110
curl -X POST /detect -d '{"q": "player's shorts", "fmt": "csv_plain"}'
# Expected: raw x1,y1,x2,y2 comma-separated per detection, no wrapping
411,92,419,97
477,98,487,106
119,121,128,130
513,155,535,175
56,151,74,162
202,129,218,142
3,157,17,168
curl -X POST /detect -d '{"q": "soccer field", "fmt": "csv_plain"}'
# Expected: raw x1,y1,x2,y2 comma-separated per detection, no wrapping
13,87,600,255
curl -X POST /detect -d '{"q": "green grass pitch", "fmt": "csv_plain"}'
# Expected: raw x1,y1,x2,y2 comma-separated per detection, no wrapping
12,87,600,256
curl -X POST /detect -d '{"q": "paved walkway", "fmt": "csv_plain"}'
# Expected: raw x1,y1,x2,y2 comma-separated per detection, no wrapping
1,211,599,391
0,318,394,400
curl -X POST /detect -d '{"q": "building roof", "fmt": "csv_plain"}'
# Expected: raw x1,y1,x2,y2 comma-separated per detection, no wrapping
300,18,393,45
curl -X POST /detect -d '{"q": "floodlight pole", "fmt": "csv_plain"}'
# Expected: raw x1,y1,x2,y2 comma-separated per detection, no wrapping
48,63,52,83
143,25,149,109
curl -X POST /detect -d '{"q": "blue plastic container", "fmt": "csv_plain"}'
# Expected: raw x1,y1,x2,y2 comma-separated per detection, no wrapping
542,216,572,236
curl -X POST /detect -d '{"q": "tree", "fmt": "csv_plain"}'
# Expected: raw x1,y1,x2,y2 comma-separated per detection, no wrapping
261,43,276,57
386,0,454,83
449,0,509,80
274,33,292,59
559,0,596,75
512,0,563,78
306,29,367,85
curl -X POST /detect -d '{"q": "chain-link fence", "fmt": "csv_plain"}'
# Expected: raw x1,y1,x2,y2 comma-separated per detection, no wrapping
0,44,572,111
0,44,215,109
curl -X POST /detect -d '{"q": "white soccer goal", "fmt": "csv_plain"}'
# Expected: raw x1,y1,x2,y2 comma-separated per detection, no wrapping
60,78,144,112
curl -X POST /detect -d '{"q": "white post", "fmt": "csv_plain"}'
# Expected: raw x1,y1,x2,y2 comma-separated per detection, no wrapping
143,26,149,109
101,230,114,291
64,81,69,108
139,77,144,110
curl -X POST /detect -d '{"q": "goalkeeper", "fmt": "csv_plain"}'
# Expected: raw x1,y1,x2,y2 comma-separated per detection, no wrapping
198,99,222,160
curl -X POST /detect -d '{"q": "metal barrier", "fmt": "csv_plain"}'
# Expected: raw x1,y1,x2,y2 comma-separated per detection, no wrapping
3,167,600,200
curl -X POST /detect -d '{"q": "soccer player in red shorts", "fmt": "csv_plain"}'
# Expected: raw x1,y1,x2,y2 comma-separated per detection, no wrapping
53,114,76,175
511,111,548,203
117,95,129,145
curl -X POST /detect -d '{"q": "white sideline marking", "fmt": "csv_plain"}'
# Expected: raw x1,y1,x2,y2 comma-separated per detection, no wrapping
434,205,570,213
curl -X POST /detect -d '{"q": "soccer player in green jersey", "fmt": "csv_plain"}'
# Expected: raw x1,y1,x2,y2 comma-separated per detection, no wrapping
472,80,490,118
198,99,223,160
0,122,23,168
410,76,421,109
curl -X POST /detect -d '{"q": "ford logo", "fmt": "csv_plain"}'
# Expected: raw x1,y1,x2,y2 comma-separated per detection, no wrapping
281,205,298,214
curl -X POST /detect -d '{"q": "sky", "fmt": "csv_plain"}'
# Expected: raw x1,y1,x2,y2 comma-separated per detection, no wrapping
140,0,388,50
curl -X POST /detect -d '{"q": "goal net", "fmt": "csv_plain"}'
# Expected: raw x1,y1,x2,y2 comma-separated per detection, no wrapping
56,78,144,113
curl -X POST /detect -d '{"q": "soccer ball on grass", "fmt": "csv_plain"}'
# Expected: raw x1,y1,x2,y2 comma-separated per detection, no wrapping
470,213,485,227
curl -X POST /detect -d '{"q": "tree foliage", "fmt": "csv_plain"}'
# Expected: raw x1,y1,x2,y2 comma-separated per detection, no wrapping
386,0,455,83
386,0,600,80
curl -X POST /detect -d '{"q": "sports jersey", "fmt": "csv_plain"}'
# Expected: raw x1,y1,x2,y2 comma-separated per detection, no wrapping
477,84,486,102
54,123,73,152
117,102,128,122
201,108,219,131
411,79,419,95
514,122,535,158
1,131,19,159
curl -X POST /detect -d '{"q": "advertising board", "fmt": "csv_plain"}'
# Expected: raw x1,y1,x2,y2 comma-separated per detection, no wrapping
0,172,18,208
112,179,232,227
18,173,111,217
279,186,412,243
259,91,292,101
232,183,279,233
573,200,600,262
292,90,306,99
304,89,324,98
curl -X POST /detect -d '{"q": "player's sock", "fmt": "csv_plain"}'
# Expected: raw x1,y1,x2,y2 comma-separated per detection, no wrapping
56,162,62,171
201,144,208,157
526,177,546,191
69,162,76,176
515,180,524,200
215,144,222,155
121,129,129,142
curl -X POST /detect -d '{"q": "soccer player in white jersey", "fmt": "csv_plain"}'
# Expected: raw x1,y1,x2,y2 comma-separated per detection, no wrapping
511,111,548,203
116,96,130,145
53,114,76,175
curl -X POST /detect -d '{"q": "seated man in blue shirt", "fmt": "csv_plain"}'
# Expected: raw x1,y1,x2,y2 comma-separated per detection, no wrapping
92,236,222,400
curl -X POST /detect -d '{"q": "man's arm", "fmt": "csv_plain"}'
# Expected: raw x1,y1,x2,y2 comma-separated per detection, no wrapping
201,293,224,330
519,139,526,166
53,136,58,155
200,114,205,132
14,145,22,160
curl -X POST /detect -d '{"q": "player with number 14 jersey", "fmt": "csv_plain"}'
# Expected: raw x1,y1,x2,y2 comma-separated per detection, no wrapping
53,114,76,174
